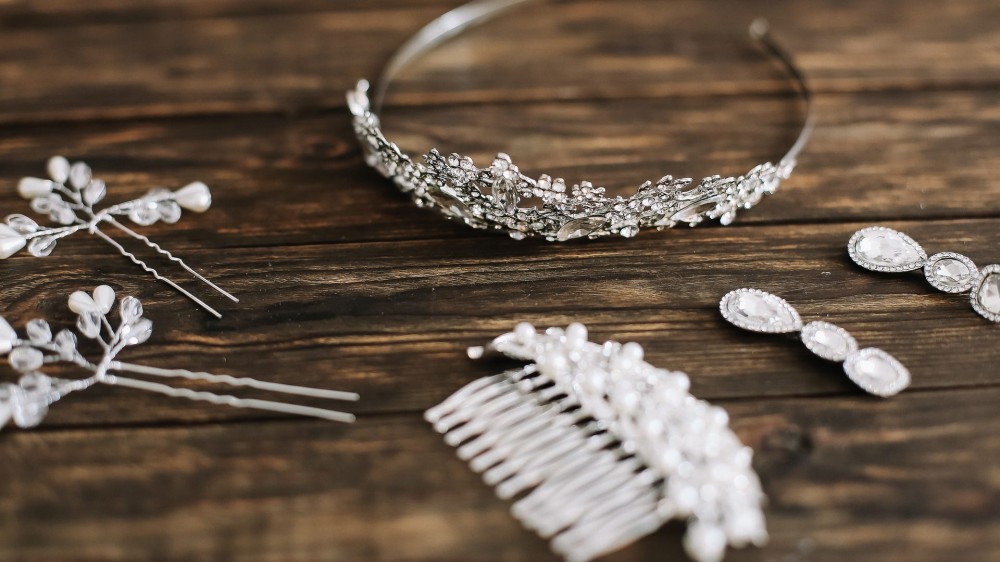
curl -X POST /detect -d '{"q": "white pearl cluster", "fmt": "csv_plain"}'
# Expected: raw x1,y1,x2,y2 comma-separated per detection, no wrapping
432,323,767,562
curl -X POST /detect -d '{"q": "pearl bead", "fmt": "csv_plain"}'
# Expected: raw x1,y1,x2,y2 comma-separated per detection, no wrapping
173,181,212,212
17,177,54,199
47,156,70,184
67,291,99,314
0,225,26,259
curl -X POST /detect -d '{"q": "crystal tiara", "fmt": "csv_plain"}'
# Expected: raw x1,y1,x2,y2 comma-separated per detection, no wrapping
348,0,815,241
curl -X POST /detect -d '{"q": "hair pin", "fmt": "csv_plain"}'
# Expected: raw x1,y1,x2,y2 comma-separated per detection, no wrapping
427,323,767,562
0,285,359,431
848,225,999,323
720,288,911,397
3,156,236,318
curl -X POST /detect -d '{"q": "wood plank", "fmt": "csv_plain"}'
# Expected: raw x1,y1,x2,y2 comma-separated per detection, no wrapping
0,0,456,26
2,388,998,561
0,90,996,254
0,0,998,123
1,218,996,427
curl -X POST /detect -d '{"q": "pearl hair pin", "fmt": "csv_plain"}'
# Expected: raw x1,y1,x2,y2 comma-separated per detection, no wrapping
0,285,359,431
848,226,999,323
719,289,912,397
427,323,767,562
4,156,236,318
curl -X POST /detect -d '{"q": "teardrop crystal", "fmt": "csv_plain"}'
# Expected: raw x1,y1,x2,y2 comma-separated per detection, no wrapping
128,205,160,226
9,346,44,373
83,179,107,206
720,289,803,334
843,348,911,397
923,253,977,293
27,235,57,258
25,319,52,345
556,217,605,241
124,318,153,346
76,311,101,339
156,201,182,224
120,296,143,324
54,329,78,359
849,226,926,272
971,266,1000,322
0,317,17,354
800,321,857,362
6,214,39,235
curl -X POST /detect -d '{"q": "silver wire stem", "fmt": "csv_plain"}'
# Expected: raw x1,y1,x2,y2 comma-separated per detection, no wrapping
105,375,357,423
109,361,361,402
89,228,224,319
101,216,239,303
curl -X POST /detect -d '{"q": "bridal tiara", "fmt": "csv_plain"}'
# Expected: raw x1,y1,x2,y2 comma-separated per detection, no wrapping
348,0,815,241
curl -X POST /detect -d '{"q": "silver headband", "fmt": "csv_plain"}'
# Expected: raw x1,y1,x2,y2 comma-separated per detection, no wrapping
348,0,815,241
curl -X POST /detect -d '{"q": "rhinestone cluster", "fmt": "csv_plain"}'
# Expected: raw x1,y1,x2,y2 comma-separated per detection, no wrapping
848,226,999,323
348,80,795,241
429,323,767,562
720,289,912,397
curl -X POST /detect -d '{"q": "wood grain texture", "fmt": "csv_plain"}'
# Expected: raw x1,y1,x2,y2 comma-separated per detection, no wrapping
0,0,998,122
0,0,998,561
2,389,998,562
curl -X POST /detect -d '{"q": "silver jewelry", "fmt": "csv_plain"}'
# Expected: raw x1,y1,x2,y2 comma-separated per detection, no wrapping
720,289,911,397
348,0,815,241
0,285,359,431
5,156,236,318
848,225,1000,323
427,323,767,562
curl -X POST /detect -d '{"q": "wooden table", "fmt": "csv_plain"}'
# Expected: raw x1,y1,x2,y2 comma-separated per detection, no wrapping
1,1,998,560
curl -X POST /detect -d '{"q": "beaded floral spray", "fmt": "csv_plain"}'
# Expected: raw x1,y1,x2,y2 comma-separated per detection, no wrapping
427,323,767,562
2,157,236,317
0,286,359,431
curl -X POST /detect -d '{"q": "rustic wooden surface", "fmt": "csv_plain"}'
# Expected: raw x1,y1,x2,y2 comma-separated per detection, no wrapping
1,1,998,561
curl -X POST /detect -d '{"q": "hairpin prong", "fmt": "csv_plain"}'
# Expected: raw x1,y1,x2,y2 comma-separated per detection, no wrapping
8,157,236,317
0,285,358,431
105,375,356,423
107,362,360,401
102,217,239,303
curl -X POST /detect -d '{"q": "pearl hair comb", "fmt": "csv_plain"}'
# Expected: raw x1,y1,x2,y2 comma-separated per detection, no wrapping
0,285,359,431
427,323,767,562
5,156,235,317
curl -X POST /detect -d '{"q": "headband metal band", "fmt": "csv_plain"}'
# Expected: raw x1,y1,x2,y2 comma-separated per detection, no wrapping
348,0,815,240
